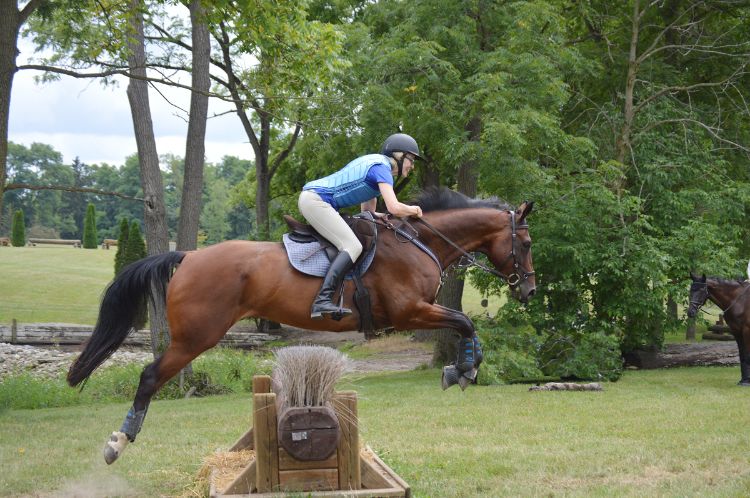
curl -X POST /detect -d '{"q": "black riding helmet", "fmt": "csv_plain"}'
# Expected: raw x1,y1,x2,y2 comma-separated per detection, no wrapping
380,133,424,161
380,133,423,178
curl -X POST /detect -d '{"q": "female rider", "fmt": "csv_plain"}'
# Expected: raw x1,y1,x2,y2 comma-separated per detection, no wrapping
298,133,424,319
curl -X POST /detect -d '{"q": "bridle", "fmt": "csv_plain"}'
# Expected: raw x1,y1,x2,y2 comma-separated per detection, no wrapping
690,280,750,316
402,209,535,288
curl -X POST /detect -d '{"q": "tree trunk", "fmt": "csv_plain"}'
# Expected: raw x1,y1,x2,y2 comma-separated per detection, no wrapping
431,116,481,363
0,1,25,230
616,0,640,165
686,317,696,341
666,295,677,321
254,113,271,240
431,268,463,365
126,0,170,355
176,0,209,252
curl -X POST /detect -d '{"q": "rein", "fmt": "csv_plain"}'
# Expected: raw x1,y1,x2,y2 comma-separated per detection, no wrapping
374,210,534,288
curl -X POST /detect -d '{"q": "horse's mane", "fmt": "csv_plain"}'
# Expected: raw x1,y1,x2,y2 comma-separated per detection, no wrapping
708,276,748,286
412,187,510,213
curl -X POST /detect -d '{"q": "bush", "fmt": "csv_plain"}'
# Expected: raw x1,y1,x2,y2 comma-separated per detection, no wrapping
82,203,97,249
125,221,146,266
11,210,25,246
26,224,59,239
539,329,623,381
114,217,129,275
474,318,544,385
0,348,266,411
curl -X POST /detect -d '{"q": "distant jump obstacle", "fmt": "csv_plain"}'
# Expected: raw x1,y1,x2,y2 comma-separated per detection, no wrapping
101,238,118,249
27,238,82,248
207,374,410,497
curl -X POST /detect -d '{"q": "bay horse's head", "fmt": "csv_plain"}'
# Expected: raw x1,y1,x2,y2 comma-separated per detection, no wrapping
488,201,536,303
687,272,708,318
413,187,536,303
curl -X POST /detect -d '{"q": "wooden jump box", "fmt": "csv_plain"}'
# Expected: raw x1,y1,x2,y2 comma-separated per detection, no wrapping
209,375,410,498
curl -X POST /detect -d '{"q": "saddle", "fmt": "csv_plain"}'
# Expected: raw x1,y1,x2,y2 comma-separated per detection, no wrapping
283,212,377,262
282,212,378,337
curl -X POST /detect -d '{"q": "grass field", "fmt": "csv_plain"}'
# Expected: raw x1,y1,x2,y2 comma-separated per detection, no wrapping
0,246,116,324
0,245,499,324
1,367,749,497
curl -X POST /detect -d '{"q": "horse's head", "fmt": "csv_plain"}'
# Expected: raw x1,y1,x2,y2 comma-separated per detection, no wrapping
487,201,536,303
687,272,708,318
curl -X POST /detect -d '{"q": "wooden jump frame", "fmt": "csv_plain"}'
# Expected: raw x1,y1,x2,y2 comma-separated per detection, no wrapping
209,375,410,497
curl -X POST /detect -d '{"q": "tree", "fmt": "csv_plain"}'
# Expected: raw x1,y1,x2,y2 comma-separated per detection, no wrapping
82,202,97,248
124,220,147,268
175,0,210,252
10,209,25,246
0,0,47,226
114,217,129,275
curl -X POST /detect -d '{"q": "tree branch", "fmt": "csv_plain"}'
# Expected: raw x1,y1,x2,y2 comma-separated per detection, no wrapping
19,0,44,24
269,122,301,179
635,118,750,153
4,183,145,202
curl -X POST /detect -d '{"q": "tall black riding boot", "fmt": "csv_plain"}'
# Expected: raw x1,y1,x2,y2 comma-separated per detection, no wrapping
310,251,355,320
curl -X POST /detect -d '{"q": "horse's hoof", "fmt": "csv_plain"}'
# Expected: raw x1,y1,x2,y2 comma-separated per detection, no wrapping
441,365,460,390
458,369,477,391
738,380,750,387
103,431,129,465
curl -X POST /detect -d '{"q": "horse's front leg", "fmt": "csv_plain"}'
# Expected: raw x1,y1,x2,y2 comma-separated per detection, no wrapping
736,332,750,387
401,303,482,390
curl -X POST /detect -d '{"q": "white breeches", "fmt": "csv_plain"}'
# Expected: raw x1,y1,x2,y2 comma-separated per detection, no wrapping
298,190,363,262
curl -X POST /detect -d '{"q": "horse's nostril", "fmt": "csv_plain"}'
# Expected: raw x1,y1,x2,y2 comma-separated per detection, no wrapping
527,289,536,298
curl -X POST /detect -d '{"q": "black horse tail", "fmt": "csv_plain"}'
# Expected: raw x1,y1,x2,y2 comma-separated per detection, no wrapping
67,251,186,387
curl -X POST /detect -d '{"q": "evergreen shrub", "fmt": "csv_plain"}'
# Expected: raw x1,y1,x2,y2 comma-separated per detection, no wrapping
114,218,129,275
11,210,25,247
82,203,97,249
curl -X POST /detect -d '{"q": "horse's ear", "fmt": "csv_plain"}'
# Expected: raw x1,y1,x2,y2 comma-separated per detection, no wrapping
701,273,706,282
517,200,534,224
690,271,696,280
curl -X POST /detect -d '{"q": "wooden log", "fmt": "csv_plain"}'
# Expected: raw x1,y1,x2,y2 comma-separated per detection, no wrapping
101,238,118,249
278,448,337,471
277,406,340,461
0,237,10,246
27,238,82,247
333,391,360,490
253,392,279,493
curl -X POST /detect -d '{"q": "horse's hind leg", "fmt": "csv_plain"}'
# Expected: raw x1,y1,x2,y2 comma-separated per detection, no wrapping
104,344,204,464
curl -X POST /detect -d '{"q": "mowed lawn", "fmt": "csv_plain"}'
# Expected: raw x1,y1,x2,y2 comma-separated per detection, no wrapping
0,245,499,325
1,367,749,497
0,246,116,324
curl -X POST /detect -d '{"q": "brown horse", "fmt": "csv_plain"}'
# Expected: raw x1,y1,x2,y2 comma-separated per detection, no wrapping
687,273,750,385
67,188,535,464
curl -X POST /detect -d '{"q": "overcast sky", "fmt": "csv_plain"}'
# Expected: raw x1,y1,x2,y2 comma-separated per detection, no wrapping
9,41,254,167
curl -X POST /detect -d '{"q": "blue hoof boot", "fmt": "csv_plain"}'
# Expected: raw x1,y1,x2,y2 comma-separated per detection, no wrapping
442,365,460,390
455,337,475,373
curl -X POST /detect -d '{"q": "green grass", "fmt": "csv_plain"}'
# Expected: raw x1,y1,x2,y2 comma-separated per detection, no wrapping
2,367,749,497
0,245,498,325
0,246,116,324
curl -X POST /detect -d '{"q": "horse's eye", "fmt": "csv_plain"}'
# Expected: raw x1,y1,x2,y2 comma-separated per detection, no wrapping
523,240,531,249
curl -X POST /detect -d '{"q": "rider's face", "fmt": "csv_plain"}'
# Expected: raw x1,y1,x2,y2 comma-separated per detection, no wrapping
401,154,416,177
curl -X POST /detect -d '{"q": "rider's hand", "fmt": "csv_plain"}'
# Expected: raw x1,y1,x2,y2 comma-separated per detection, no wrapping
411,205,423,218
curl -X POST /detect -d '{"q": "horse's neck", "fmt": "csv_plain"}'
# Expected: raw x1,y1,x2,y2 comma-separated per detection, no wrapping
708,280,746,313
417,209,501,267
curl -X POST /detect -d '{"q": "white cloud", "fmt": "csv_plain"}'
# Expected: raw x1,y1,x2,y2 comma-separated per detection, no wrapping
9,64,253,166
